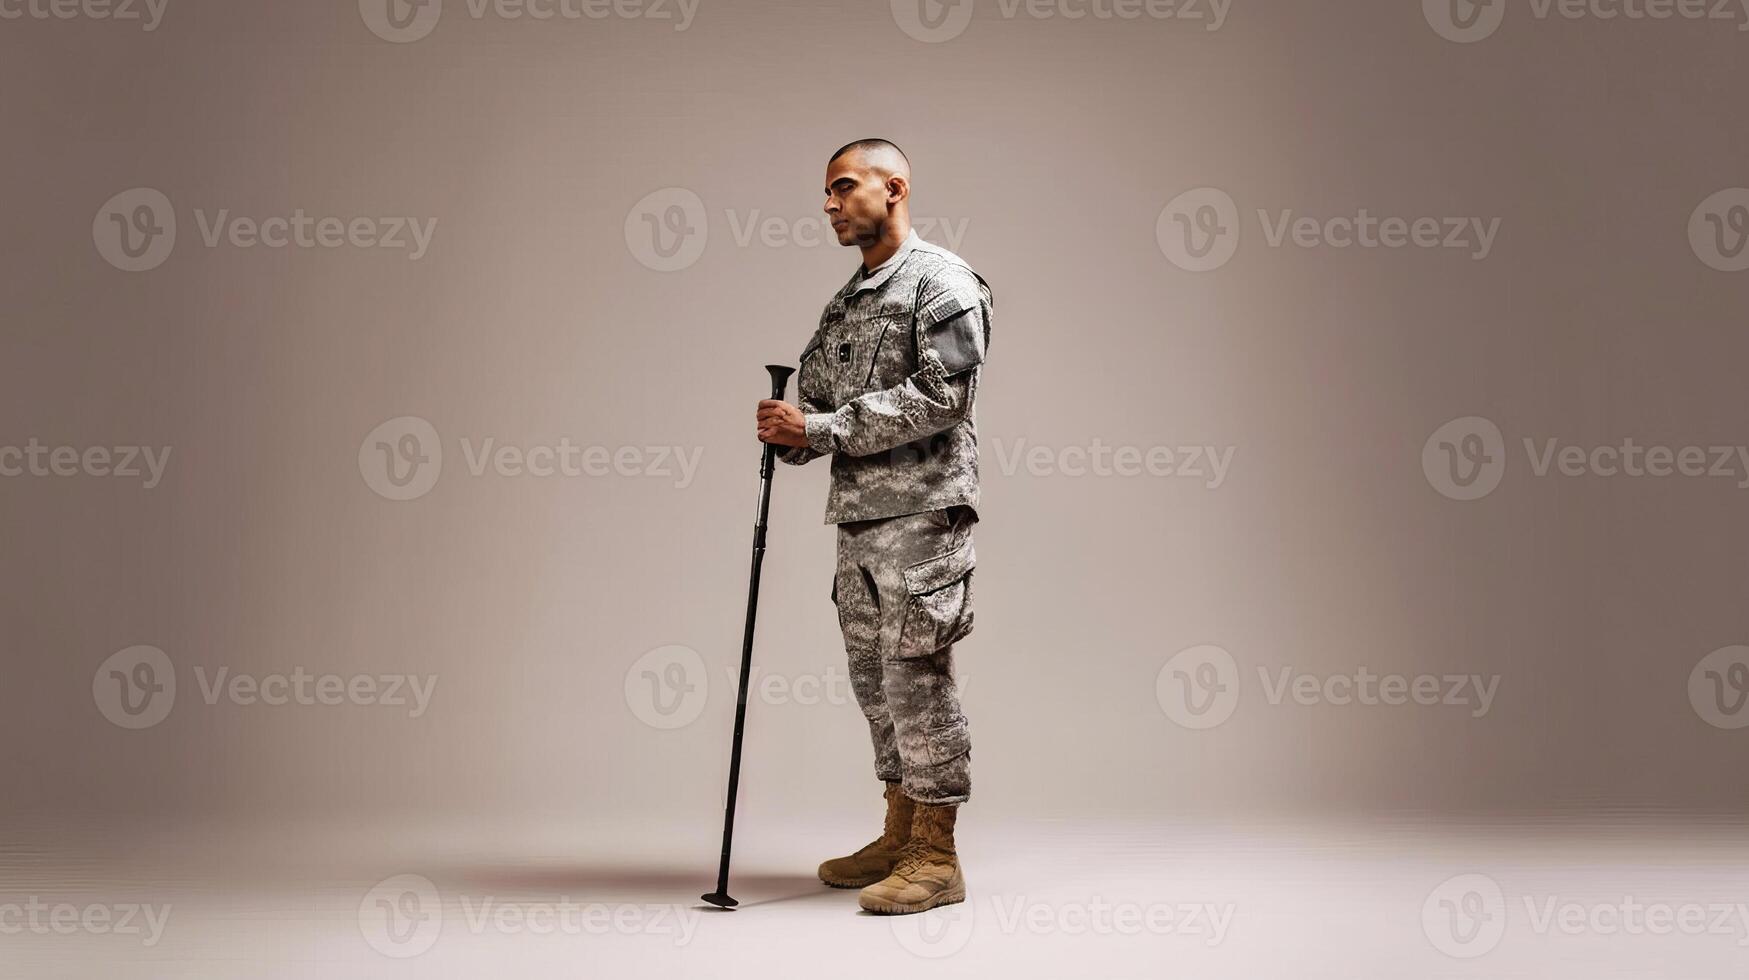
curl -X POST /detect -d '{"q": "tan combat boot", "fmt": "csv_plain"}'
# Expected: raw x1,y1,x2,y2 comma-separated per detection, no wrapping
818,781,916,888
857,801,964,914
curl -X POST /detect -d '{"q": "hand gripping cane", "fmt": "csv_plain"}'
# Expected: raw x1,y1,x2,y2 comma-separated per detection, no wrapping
702,364,795,910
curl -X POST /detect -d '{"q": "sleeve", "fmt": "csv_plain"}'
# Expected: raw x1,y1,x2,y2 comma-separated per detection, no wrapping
802,264,991,459
915,263,991,377
777,330,833,466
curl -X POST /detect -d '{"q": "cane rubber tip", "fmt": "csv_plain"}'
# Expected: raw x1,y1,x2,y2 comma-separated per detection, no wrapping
700,892,739,909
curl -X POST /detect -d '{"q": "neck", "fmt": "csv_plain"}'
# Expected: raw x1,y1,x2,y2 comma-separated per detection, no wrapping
860,220,911,271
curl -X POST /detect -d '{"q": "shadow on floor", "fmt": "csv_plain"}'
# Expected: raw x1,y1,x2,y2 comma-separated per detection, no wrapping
423,864,838,910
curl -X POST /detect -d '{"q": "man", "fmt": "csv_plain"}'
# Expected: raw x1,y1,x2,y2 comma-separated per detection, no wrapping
755,138,992,915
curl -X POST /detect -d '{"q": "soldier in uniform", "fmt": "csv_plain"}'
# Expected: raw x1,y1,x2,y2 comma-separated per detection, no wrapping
755,139,991,915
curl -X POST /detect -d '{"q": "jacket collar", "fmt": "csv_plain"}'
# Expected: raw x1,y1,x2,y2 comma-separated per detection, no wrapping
845,227,921,297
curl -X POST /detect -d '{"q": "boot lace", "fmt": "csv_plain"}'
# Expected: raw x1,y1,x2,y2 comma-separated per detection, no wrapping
890,836,934,878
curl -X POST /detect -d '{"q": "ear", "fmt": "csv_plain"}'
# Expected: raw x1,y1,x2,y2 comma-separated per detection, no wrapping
886,174,910,205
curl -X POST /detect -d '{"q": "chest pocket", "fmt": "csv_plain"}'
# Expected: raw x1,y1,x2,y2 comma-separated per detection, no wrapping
833,312,911,403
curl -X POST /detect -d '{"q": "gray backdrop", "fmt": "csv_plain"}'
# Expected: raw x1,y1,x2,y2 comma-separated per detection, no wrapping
4,0,1747,845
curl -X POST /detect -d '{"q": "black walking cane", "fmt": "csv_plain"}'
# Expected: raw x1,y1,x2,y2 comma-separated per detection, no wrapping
702,363,796,910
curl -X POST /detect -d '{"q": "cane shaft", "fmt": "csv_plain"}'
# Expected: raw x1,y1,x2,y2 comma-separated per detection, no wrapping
708,366,793,904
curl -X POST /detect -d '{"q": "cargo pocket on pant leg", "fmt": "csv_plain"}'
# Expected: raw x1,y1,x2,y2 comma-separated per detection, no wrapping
915,715,970,769
896,536,975,659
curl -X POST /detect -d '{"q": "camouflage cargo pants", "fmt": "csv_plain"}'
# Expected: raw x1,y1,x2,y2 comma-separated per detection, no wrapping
832,504,976,806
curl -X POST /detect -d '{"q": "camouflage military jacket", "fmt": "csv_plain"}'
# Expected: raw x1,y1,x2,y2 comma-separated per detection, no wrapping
779,228,993,524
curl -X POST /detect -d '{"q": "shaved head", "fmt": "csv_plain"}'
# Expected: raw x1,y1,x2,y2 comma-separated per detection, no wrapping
828,138,911,180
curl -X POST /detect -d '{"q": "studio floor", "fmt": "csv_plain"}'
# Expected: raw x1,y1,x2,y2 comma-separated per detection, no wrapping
4,811,1745,978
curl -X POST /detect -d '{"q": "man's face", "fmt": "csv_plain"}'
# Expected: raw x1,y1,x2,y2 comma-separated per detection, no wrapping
823,152,891,248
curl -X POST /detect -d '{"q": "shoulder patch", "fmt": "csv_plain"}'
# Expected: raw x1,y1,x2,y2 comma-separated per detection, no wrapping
915,264,988,376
